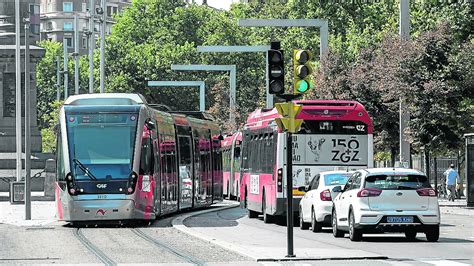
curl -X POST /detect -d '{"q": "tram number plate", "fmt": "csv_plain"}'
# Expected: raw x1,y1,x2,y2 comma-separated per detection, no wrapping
97,195,107,199
387,216,413,223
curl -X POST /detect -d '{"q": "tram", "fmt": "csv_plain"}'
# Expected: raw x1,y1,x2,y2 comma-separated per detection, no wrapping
221,132,242,200
55,93,223,222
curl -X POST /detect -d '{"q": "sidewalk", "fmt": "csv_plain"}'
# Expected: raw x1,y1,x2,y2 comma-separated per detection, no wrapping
0,200,58,227
438,198,474,216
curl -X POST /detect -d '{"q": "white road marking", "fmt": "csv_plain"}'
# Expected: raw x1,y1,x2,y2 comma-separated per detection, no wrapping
421,260,469,266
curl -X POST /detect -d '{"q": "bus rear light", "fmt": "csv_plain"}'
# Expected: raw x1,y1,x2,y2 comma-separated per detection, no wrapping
127,187,133,193
357,188,382,197
277,168,283,193
69,188,76,195
416,188,437,197
320,189,332,201
126,171,138,194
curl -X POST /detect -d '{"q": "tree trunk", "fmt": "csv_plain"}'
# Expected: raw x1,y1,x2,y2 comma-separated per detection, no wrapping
390,147,397,167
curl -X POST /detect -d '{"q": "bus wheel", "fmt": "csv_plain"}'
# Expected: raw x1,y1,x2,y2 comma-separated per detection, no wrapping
262,194,273,224
248,209,258,219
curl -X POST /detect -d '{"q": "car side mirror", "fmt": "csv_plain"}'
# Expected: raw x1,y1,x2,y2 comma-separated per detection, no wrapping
332,186,342,193
298,186,306,192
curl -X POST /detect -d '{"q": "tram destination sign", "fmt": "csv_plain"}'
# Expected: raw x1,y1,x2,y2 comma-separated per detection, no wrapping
291,134,368,166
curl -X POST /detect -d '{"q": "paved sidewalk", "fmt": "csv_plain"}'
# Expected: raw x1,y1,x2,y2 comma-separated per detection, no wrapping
437,198,473,216
0,201,58,227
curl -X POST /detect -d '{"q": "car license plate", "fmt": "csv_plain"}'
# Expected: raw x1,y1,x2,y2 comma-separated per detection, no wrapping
387,216,414,223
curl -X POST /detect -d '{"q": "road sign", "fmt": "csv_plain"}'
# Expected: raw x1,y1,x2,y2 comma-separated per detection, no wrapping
275,102,303,133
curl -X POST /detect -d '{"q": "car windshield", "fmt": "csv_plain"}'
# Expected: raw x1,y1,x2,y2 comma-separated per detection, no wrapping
364,174,430,190
66,112,138,181
324,173,351,186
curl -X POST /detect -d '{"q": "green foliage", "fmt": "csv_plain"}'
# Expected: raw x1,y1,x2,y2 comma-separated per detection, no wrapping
35,0,472,155
40,101,63,153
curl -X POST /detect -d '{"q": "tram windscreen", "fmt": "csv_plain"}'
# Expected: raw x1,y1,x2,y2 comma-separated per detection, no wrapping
66,113,138,180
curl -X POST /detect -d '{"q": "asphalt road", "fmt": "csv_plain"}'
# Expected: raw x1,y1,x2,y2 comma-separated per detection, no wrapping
183,206,474,265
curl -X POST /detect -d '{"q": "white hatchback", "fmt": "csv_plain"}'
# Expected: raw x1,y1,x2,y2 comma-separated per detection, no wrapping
331,168,440,242
299,171,353,232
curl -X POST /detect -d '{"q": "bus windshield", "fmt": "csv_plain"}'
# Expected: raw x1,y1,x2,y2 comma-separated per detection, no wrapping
66,112,138,180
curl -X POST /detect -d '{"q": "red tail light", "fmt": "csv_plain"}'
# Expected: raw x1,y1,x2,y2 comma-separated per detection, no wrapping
357,188,382,197
416,188,437,197
277,168,283,193
320,189,331,201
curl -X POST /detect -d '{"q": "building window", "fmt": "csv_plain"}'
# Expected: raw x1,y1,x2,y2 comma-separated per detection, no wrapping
82,3,87,12
29,4,40,15
65,37,73,48
47,3,53,12
107,6,118,17
63,2,73,12
46,22,53,31
63,22,73,31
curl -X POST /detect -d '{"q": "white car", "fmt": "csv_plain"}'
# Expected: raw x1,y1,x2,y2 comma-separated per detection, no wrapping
331,168,440,242
299,171,353,232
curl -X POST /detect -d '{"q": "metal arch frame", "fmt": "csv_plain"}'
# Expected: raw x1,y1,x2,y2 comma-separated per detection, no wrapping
196,45,274,109
237,19,329,59
147,81,206,112
170,64,236,124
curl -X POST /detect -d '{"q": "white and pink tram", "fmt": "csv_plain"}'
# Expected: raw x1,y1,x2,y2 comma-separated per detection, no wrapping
55,93,223,223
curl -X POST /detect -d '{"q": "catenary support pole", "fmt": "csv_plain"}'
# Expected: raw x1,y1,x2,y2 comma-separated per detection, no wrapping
24,18,31,220
15,0,22,182
56,56,61,100
100,0,106,93
89,0,95,94
399,0,410,166
63,38,68,99
74,14,79,95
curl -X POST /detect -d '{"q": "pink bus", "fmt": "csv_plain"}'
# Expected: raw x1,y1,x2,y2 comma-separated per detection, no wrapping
239,100,373,223
222,132,242,200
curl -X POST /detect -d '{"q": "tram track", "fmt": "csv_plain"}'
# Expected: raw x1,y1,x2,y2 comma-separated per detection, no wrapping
73,228,116,266
131,228,205,266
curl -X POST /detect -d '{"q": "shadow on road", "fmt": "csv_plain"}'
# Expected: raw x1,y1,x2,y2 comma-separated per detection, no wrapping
183,207,246,227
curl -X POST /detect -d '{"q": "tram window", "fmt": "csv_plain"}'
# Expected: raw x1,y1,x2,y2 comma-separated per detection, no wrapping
140,136,154,175
56,131,65,181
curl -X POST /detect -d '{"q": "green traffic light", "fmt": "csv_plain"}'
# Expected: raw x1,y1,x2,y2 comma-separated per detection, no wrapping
296,80,309,93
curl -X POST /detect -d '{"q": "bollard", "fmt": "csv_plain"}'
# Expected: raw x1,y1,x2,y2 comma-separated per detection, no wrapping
44,159,56,198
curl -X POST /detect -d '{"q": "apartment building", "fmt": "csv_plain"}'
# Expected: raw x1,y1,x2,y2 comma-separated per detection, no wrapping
40,0,131,54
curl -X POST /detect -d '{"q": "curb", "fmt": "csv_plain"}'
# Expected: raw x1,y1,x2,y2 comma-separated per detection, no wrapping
171,203,390,262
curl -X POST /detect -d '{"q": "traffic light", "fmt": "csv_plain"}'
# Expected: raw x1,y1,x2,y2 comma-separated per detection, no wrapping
275,102,303,133
293,49,314,94
267,49,284,94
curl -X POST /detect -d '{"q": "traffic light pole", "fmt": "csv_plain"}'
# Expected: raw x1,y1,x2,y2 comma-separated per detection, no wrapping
286,131,295,257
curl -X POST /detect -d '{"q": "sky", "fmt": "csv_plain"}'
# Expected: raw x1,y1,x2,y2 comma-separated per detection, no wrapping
196,0,235,10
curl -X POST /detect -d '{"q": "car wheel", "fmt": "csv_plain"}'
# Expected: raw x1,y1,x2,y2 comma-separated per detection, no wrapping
262,194,273,223
299,208,310,230
332,208,344,238
311,209,322,232
425,225,440,242
349,211,362,241
405,229,417,241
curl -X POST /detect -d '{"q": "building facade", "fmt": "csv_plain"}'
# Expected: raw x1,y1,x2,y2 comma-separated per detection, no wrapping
40,0,131,54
